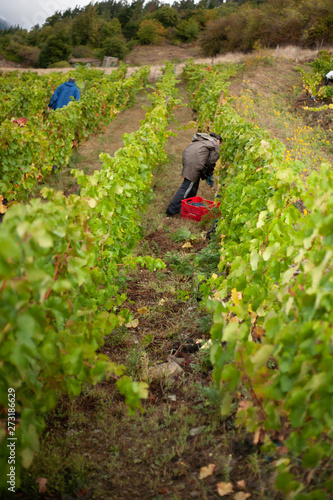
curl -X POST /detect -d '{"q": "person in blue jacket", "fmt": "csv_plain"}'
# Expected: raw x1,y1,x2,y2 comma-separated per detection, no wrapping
48,77,80,110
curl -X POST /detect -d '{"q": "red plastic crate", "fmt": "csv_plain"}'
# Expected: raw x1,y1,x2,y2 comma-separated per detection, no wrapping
181,196,217,221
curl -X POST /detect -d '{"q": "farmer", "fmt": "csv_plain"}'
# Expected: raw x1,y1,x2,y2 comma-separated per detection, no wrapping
166,132,222,217
324,70,333,86
48,77,80,110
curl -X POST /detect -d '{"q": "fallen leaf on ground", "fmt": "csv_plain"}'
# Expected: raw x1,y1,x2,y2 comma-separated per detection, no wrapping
276,445,289,456
236,480,246,489
182,242,192,248
199,463,215,480
36,477,47,493
234,492,251,500
217,482,233,496
137,306,148,314
125,318,139,328
158,298,166,306
253,428,261,445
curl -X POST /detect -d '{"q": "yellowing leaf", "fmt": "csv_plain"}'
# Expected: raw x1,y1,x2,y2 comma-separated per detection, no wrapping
199,463,215,480
137,307,148,315
229,315,240,323
0,202,7,214
212,273,218,280
234,493,251,500
86,198,97,208
217,482,233,497
182,242,192,248
231,288,239,306
125,318,139,328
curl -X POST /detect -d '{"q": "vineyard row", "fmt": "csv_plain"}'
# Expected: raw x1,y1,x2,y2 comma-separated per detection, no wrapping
183,61,333,500
0,62,180,490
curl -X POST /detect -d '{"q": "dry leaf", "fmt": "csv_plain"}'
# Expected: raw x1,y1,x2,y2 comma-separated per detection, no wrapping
36,477,48,493
276,445,289,456
199,463,215,480
0,195,7,215
237,400,252,412
250,312,257,325
234,492,251,500
182,242,192,248
125,318,139,328
158,298,166,306
229,315,240,323
236,480,246,489
217,482,233,496
253,428,261,445
305,469,315,484
251,326,265,342
137,306,148,315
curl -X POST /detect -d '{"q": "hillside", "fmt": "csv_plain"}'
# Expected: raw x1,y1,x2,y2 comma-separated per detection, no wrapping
1,0,333,69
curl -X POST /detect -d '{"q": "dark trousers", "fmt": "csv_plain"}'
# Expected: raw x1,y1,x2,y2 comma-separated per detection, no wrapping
325,77,333,86
166,178,200,215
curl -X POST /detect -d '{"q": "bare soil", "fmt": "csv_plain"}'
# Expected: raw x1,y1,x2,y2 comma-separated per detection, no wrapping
123,41,201,66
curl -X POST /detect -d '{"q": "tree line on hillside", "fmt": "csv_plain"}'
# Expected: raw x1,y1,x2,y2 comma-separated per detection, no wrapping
0,0,332,68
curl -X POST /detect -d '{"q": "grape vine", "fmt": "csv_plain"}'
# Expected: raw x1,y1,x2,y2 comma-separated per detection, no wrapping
184,61,333,499
0,62,181,490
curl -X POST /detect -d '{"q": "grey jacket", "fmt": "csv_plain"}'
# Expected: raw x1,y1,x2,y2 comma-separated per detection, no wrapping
181,133,220,183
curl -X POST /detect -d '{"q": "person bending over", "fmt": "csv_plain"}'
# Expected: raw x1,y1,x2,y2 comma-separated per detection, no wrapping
166,132,222,217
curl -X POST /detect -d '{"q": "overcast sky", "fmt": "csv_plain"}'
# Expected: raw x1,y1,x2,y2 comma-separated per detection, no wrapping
0,0,94,30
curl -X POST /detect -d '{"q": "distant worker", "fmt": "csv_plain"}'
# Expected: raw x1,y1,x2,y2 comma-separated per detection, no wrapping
166,132,222,217
48,77,80,110
324,70,333,86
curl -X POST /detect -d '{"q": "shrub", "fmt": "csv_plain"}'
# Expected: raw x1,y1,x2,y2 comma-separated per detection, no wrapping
38,35,71,68
310,50,333,77
101,36,129,60
137,19,166,45
199,18,229,56
71,45,94,58
151,6,179,28
18,45,41,67
176,18,200,42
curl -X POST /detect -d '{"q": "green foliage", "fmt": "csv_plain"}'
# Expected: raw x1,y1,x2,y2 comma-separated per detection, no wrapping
299,51,333,102
151,6,179,28
38,35,71,68
0,62,181,491
100,36,129,60
0,65,148,202
137,19,166,45
184,61,333,498
176,18,200,42
169,227,193,242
